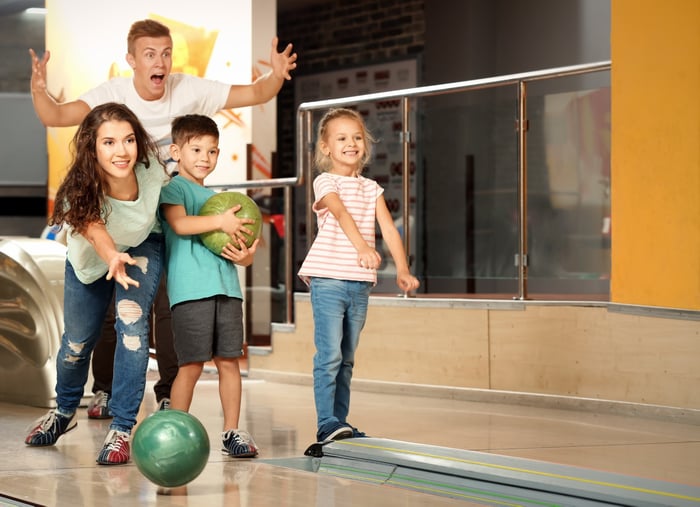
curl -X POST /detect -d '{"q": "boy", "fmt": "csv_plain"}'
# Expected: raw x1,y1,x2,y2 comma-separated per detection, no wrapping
159,114,259,458
28,18,296,416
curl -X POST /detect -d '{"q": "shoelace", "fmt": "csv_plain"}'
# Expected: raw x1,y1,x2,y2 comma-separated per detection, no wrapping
33,411,57,432
106,432,128,451
237,430,255,446
224,431,244,445
94,391,109,405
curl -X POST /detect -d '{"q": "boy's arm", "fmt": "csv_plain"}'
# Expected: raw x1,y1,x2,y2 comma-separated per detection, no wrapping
82,221,138,290
29,49,91,127
223,37,297,109
375,195,420,292
161,203,253,238
321,192,382,270
221,238,260,267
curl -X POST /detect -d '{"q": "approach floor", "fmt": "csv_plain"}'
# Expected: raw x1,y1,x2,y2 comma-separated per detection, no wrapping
1,377,699,506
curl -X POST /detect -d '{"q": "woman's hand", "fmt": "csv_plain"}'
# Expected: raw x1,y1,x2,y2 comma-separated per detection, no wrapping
106,252,139,290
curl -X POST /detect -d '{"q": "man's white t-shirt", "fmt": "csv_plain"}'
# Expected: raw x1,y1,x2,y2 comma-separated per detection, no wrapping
79,74,230,163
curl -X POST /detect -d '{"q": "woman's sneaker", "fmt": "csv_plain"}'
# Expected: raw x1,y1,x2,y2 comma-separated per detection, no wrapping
25,410,77,446
87,390,112,419
221,429,258,458
96,429,130,465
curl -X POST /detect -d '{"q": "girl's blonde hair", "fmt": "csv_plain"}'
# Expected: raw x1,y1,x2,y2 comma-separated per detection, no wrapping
314,108,376,173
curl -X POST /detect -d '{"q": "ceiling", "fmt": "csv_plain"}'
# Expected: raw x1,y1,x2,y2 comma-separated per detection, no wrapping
0,0,325,16
0,0,43,16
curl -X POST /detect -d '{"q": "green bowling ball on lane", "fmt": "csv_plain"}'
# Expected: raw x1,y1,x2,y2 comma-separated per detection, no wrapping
132,409,210,488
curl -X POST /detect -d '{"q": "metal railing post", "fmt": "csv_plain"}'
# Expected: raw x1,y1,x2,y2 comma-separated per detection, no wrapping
283,184,293,323
517,80,529,300
401,96,412,271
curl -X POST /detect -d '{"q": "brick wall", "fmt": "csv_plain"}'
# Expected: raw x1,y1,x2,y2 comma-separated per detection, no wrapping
276,0,425,177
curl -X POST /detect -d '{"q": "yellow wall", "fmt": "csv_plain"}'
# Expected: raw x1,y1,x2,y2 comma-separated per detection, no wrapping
611,0,700,309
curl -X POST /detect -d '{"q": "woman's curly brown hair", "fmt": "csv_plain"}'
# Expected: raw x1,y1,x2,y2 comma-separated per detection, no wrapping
50,102,162,235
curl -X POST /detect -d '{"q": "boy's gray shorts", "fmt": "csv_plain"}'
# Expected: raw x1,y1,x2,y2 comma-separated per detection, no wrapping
171,295,244,365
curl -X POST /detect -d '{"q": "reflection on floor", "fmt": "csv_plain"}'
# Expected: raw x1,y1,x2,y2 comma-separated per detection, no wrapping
1,377,699,506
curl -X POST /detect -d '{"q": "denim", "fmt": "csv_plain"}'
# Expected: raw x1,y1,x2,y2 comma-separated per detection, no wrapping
310,277,371,437
56,233,164,433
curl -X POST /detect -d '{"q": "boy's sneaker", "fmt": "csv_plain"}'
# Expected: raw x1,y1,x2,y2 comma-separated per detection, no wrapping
25,410,77,446
318,423,353,443
157,398,170,411
221,429,258,458
96,429,130,465
87,390,112,419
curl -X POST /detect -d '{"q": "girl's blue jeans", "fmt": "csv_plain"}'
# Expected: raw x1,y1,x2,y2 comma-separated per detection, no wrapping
56,233,164,433
310,277,371,437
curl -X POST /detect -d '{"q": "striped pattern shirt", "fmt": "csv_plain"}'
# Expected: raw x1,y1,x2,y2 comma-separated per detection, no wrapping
298,172,384,285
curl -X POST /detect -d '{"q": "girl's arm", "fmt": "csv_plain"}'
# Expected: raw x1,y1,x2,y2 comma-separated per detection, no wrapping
82,221,138,290
321,192,382,269
375,195,420,292
161,203,254,238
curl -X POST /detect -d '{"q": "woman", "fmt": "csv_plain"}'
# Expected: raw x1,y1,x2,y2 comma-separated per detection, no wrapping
24,102,169,465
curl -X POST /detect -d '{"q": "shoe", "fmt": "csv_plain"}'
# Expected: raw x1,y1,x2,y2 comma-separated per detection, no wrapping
25,410,77,446
96,429,130,465
157,398,170,411
350,426,367,438
221,429,258,458
87,390,112,419
318,423,353,442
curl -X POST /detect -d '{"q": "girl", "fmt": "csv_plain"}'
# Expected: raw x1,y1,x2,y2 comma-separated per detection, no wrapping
298,108,420,442
24,102,169,465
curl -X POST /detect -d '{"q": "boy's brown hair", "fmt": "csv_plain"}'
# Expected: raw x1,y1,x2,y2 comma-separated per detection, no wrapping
171,114,219,147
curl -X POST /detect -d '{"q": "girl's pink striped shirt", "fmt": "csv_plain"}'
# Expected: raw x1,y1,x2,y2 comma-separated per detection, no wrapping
298,172,383,286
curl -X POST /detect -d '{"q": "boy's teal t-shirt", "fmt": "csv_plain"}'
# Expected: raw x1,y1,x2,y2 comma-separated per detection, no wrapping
158,175,243,307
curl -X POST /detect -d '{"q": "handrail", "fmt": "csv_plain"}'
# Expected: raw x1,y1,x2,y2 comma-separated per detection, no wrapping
297,61,611,111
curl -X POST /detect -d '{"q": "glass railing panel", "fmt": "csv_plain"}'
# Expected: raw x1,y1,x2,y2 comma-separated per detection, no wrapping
293,62,612,303
413,87,520,296
525,73,610,297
